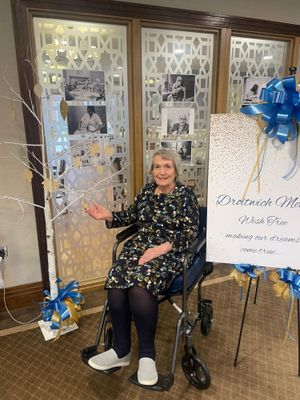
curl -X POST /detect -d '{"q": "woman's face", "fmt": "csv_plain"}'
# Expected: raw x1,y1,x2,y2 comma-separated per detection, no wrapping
152,155,176,190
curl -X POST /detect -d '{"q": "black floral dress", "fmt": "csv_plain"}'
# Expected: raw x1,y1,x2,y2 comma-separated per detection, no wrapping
105,182,199,296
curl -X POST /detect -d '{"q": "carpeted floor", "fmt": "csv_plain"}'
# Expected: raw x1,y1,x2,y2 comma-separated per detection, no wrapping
1,277,299,400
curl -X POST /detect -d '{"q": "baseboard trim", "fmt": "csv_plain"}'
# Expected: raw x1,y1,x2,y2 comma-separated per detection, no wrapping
0,279,106,311
0,282,44,312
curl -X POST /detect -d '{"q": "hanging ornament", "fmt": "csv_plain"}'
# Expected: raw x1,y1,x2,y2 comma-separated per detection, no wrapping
72,156,83,168
34,82,43,98
23,168,33,184
89,142,100,157
42,178,60,193
60,99,68,120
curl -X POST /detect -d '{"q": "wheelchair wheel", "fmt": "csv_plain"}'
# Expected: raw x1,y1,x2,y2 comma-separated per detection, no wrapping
200,303,213,336
181,353,211,390
104,327,114,351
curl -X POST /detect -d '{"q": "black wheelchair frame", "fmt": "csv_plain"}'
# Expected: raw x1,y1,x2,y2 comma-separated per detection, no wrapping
81,208,214,391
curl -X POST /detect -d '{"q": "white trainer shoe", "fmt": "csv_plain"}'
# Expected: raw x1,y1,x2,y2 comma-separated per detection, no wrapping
137,357,158,385
88,348,131,371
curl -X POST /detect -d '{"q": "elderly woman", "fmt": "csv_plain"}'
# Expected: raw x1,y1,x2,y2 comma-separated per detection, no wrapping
85,149,199,386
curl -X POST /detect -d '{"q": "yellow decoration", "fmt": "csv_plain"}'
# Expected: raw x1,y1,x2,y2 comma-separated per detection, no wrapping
73,156,82,168
33,82,43,98
269,270,290,302
42,178,60,193
23,168,33,184
82,200,89,210
95,165,104,175
60,99,68,120
50,127,55,139
89,142,100,157
269,270,295,343
230,269,256,290
104,145,114,157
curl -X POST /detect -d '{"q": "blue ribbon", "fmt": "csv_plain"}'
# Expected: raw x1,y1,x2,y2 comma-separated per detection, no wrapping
42,279,84,329
234,263,259,279
277,268,300,300
241,76,300,144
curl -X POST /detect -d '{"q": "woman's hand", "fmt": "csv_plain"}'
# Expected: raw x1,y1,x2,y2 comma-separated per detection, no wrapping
85,203,113,221
138,242,172,265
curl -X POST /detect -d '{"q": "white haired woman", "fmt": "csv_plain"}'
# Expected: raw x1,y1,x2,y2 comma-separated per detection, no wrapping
85,149,199,386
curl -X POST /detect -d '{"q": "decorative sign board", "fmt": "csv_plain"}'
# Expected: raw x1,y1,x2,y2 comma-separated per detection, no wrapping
206,113,300,269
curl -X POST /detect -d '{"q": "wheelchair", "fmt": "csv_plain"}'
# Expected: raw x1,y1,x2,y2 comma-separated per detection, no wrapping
81,207,214,391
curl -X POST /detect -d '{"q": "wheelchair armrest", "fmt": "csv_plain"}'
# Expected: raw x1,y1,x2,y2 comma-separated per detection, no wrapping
187,230,206,256
115,224,138,242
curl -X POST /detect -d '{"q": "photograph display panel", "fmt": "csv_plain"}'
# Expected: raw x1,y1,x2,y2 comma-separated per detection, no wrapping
142,28,214,202
227,36,287,113
241,76,272,105
161,74,195,102
161,107,194,136
63,69,106,102
67,105,107,136
161,140,192,164
33,18,130,284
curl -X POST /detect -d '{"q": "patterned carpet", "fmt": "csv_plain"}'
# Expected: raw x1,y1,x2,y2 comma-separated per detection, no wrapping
1,278,299,400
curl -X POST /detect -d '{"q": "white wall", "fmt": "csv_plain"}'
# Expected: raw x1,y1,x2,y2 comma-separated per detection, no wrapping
0,0,41,287
116,0,300,25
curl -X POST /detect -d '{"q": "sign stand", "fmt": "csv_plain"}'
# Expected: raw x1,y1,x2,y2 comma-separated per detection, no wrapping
233,276,260,366
233,271,300,378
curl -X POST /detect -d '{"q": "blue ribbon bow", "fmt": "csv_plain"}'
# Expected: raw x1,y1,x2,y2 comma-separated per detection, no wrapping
42,279,84,329
277,268,300,300
241,76,300,143
234,263,260,279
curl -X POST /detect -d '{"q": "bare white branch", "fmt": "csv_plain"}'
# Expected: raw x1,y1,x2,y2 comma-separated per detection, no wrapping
0,195,45,210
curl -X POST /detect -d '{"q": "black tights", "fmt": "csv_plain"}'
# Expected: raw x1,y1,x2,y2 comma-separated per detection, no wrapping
107,286,158,360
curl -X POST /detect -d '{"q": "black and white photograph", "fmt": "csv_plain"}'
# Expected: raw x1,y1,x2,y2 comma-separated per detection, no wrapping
67,105,107,136
241,76,271,105
161,74,195,102
63,69,106,102
162,107,194,136
161,140,192,164
69,140,98,168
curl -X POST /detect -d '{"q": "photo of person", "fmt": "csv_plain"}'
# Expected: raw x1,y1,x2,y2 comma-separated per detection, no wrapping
162,107,194,136
162,74,195,102
63,69,105,102
241,76,271,105
161,140,192,164
67,105,107,136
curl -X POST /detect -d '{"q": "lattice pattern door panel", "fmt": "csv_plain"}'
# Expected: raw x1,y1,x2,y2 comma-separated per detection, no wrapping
142,28,214,204
33,18,130,284
227,36,288,113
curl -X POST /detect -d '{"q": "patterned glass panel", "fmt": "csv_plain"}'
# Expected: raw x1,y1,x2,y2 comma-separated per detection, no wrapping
228,36,288,113
142,28,214,204
33,18,130,284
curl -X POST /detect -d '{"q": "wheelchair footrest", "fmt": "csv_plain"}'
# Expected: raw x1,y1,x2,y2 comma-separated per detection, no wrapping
80,345,121,374
129,371,174,391
80,345,99,364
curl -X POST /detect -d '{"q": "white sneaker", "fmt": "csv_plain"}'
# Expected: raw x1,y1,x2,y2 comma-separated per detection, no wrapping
137,357,158,385
88,348,131,371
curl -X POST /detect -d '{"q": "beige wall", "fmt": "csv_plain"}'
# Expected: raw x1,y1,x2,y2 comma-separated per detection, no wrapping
0,0,41,287
116,0,300,25
0,0,299,288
